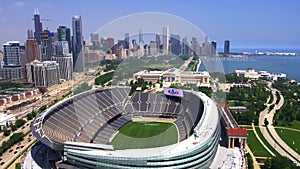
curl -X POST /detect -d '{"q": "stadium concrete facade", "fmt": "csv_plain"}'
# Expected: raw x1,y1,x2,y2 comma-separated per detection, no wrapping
31,87,221,168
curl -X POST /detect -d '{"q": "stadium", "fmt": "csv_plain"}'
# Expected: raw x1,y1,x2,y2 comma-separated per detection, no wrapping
31,86,221,168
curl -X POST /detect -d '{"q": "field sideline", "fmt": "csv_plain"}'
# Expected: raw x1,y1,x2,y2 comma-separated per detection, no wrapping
109,121,178,150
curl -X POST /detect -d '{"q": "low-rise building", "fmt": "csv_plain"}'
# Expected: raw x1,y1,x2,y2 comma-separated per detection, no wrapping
0,113,16,129
235,69,260,79
133,68,210,86
235,68,286,81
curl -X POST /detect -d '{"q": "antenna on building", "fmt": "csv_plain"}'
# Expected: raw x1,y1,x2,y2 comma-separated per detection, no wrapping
34,8,39,15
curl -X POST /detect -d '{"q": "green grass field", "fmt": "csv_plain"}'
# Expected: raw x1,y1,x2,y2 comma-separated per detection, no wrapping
247,130,272,157
277,120,300,131
275,128,300,154
109,122,178,150
255,127,279,157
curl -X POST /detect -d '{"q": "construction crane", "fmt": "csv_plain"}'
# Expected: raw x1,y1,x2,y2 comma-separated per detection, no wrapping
32,8,53,22
32,18,52,22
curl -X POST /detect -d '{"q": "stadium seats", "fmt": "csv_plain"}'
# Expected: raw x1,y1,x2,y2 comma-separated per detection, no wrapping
41,88,203,145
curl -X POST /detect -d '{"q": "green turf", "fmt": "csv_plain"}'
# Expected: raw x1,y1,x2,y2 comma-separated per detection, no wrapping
109,122,178,150
255,127,279,157
277,120,300,131
275,128,300,155
247,130,272,157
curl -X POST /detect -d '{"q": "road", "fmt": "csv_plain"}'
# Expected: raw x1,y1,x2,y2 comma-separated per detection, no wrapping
0,120,36,169
259,82,300,164
0,82,72,168
245,144,260,169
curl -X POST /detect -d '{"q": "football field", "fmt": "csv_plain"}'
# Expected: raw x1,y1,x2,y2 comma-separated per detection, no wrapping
109,121,178,150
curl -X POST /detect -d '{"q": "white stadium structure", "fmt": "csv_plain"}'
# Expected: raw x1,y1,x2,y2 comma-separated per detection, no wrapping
31,87,221,168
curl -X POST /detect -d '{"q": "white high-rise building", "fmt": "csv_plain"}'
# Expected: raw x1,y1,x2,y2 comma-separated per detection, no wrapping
26,60,60,87
52,54,73,81
162,26,169,55
55,41,70,55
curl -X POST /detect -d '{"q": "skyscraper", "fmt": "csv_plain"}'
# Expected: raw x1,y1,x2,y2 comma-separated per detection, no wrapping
26,60,60,87
170,34,181,55
57,26,71,53
106,38,114,54
52,54,73,81
181,37,189,56
163,26,169,55
138,28,143,44
3,41,21,65
40,30,54,61
72,15,85,72
2,41,23,79
33,9,43,44
55,41,70,55
28,29,34,39
156,34,161,52
191,37,199,56
211,41,217,56
224,40,230,54
124,33,129,49
26,29,40,63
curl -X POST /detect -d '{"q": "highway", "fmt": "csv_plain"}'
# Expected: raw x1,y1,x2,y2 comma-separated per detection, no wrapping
0,81,72,168
0,120,36,169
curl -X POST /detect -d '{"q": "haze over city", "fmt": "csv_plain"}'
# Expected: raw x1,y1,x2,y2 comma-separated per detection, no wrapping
0,0,300,49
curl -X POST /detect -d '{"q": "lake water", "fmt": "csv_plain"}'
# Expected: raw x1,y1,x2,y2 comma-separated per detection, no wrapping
199,55,300,82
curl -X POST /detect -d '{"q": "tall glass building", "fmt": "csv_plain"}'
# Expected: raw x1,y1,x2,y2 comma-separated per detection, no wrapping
57,26,71,53
72,15,85,72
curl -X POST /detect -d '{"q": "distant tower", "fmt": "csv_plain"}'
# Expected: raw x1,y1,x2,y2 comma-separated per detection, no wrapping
72,15,85,72
26,29,40,62
163,26,169,55
33,8,43,44
138,28,143,44
2,41,23,79
106,38,115,54
90,33,100,50
224,40,230,54
40,30,54,61
211,41,217,56
124,33,129,49
156,34,160,51
27,29,34,39
57,26,71,53
170,34,181,55
181,37,189,55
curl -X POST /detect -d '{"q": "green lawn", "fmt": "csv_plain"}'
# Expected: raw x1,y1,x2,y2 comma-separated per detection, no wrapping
255,127,279,157
247,130,272,157
275,128,300,154
109,122,178,150
277,120,300,131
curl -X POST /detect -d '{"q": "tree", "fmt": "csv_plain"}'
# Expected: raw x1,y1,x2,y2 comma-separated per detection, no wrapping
169,84,178,89
15,163,21,169
264,157,271,169
264,118,269,126
38,87,45,95
3,128,10,136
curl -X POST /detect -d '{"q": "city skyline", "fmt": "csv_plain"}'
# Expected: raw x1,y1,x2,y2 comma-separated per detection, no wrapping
0,0,300,49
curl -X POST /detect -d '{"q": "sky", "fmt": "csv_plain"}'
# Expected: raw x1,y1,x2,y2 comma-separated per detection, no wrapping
0,0,300,50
